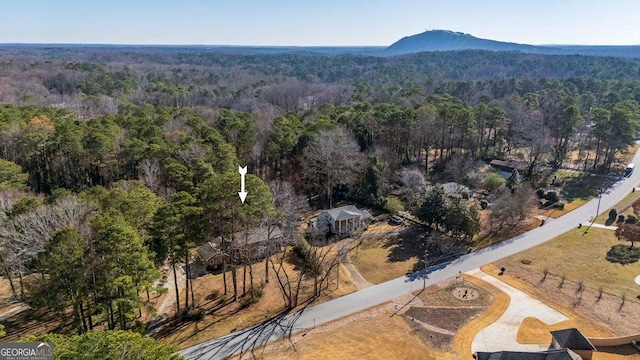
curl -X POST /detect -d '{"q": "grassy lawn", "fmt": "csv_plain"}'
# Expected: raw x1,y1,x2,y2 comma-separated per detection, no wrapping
504,227,640,302
348,222,429,284
350,238,417,284
591,186,640,225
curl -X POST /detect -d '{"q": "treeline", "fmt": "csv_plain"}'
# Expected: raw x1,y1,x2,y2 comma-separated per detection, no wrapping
1,73,638,207
3,47,640,83
4,49,640,114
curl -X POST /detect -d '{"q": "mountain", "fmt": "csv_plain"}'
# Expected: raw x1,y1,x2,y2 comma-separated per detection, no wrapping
385,30,549,55
384,30,640,58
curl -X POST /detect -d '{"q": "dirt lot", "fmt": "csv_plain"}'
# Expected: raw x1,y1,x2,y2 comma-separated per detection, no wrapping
402,277,492,352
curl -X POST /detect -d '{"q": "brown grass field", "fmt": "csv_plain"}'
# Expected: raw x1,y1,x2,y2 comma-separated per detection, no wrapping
244,274,508,360
249,266,639,359
158,251,357,349
503,227,640,304
348,222,418,284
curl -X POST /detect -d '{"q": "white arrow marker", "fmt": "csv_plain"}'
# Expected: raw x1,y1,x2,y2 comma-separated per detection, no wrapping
238,166,248,203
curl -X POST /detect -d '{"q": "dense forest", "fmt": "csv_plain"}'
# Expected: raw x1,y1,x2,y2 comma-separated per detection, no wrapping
0,47,639,354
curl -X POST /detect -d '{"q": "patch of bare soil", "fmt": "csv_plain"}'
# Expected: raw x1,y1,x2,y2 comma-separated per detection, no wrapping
496,260,640,336
404,321,453,352
401,278,492,351
405,307,485,333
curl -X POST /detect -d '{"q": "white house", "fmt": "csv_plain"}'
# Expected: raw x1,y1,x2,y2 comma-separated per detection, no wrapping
316,205,372,234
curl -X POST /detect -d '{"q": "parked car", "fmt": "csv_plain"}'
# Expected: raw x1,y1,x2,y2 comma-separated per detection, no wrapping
389,215,404,226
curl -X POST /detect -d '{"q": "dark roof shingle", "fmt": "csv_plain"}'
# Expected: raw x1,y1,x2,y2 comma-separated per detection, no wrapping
551,328,596,351
476,349,581,360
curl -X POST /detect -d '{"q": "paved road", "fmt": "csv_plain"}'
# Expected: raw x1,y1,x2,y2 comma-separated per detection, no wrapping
181,150,640,360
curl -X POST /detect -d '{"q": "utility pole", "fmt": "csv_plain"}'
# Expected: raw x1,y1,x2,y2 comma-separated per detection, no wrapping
423,251,428,289
584,188,603,234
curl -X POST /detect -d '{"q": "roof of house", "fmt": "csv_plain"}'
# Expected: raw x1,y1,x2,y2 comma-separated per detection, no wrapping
321,205,371,222
490,159,527,171
476,349,582,360
196,241,219,262
551,328,596,351
234,225,284,246
196,225,284,261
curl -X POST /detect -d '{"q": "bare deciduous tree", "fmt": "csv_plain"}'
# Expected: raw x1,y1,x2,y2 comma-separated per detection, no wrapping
0,196,95,297
488,186,535,234
138,159,161,193
302,128,365,208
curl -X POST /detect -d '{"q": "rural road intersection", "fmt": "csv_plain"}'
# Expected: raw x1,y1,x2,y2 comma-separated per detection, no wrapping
181,149,640,360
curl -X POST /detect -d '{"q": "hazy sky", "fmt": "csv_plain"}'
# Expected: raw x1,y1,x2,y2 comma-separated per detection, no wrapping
1,0,639,46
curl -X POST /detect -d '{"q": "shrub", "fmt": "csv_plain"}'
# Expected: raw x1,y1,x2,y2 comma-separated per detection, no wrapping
606,244,640,264
609,208,618,220
206,289,221,301
132,320,146,334
544,190,560,203
180,307,205,321
383,197,404,215
293,239,321,276
239,284,264,308
553,202,565,210
625,214,638,224
536,188,545,199
206,264,221,273
483,172,506,193
617,214,625,223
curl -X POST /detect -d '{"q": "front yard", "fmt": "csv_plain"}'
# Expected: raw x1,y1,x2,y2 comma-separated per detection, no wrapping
504,227,640,304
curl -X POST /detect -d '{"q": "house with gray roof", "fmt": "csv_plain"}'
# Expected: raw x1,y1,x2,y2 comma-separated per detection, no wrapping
551,328,596,360
475,328,597,360
316,205,371,234
475,348,581,360
196,225,284,268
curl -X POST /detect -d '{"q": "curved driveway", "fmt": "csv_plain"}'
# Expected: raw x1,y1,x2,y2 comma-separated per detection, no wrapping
181,149,640,360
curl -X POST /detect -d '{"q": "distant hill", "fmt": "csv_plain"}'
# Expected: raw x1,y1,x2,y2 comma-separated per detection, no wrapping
385,30,640,58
